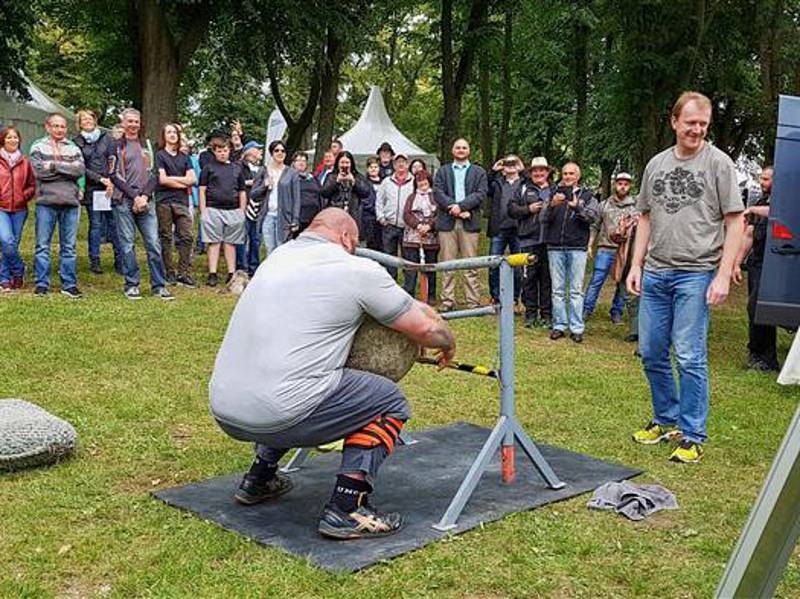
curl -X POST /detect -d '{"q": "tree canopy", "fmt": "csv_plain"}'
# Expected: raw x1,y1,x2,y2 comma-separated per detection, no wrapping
3,0,799,185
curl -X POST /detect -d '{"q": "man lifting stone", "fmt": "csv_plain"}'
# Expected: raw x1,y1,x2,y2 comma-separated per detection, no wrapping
209,208,456,539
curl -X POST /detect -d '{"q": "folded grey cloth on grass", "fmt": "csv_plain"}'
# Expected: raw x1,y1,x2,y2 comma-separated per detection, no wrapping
587,481,678,521
0,399,78,472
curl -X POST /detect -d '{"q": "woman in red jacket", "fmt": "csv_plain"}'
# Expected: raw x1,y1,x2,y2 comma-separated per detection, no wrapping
0,126,36,290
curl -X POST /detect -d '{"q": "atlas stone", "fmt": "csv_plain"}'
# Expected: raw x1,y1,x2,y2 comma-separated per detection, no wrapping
0,399,79,472
345,317,419,382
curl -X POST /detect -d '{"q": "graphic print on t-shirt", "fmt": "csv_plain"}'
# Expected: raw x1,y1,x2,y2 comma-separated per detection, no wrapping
651,166,707,214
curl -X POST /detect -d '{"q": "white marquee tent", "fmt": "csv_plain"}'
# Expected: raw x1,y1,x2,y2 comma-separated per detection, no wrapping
336,86,439,170
0,76,76,152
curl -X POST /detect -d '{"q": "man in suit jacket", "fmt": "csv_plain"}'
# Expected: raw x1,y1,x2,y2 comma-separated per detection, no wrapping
433,138,488,310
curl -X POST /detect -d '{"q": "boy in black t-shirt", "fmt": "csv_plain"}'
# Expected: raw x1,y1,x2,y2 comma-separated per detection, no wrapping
199,138,247,287
156,123,197,286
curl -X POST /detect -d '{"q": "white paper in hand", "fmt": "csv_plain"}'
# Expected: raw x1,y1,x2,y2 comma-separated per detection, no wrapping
92,190,111,211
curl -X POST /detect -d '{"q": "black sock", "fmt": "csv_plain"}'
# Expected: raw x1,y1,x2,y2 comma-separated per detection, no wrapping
330,474,370,512
248,456,278,481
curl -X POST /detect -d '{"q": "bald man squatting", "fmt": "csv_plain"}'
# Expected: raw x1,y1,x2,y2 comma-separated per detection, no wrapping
209,208,456,539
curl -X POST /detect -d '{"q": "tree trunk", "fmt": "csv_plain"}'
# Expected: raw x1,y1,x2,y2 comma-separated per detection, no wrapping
314,27,346,163
438,0,490,162
572,1,589,164
478,54,493,165
268,57,322,156
137,0,210,142
496,7,514,158
759,0,782,162
599,159,614,200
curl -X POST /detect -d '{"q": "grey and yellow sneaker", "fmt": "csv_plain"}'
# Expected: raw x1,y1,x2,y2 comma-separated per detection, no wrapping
318,501,404,540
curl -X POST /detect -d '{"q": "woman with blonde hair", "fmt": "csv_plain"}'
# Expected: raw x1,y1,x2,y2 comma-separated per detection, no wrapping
73,109,122,274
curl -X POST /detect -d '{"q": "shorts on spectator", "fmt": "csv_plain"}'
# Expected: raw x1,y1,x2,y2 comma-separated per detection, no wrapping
202,207,245,244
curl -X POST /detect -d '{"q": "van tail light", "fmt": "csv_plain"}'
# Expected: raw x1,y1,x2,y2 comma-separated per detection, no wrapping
773,221,794,240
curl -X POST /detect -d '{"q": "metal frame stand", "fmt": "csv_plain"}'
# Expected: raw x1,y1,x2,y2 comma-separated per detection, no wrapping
431,258,564,531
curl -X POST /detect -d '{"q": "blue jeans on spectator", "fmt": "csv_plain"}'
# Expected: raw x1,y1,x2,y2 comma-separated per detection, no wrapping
488,229,521,302
548,249,588,334
34,204,79,289
639,269,714,444
113,200,166,291
583,248,625,317
86,202,122,263
261,213,279,256
236,219,262,275
0,209,28,283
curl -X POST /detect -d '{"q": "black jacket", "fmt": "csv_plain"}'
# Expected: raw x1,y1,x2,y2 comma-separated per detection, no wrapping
321,173,371,236
486,172,523,237
433,163,488,233
74,132,113,199
508,181,557,245
542,186,599,249
298,172,323,227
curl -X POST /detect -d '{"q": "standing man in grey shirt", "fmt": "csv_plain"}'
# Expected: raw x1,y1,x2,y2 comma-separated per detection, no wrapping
627,91,744,464
210,208,456,539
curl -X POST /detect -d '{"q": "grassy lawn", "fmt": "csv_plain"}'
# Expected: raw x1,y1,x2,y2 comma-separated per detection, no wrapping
1,220,799,598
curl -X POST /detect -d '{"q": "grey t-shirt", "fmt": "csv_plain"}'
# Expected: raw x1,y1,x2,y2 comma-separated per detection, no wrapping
637,143,743,271
209,232,414,434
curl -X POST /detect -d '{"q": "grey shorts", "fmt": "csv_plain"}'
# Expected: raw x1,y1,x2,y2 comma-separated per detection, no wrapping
201,207,245,244
217,368,411,448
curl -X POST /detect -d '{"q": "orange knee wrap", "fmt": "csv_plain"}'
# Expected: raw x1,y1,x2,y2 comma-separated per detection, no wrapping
344,416,405,453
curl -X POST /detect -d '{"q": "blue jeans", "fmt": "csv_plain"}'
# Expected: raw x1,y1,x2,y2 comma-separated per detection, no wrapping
34,204,79,289
548,249,588,334
0,209,28,282
488,229,521,301
86,201,122,262
113,201,166,291
236,219,262,275
261,213,279,255
639,269,714,444
583,248,626,317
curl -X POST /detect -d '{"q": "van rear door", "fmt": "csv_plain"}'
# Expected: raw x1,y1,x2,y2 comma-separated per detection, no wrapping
756,94,800,328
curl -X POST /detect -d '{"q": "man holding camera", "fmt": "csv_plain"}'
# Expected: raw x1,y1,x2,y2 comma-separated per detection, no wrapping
542,162,598,342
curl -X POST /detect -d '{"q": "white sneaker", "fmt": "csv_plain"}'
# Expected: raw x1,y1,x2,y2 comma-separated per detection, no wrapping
124,286,142,300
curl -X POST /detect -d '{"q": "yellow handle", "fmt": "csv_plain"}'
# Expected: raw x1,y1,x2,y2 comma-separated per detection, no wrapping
506,253,531,267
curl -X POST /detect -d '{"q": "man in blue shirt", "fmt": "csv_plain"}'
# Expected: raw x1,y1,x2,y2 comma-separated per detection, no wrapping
433,138,488,310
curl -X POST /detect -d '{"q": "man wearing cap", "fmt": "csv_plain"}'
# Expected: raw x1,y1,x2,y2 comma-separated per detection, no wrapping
237,140,264,276
583,172,638,325
509,157,556,327
627,91,744,464
377,142,395,180
376,153,413,280
434,138,488,311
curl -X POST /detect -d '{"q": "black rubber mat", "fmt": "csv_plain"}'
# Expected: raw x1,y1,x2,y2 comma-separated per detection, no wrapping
155,422,641,572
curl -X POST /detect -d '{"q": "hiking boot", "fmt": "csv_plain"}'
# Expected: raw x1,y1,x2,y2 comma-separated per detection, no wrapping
624,333,639,343
669,439,704,464
89,258,102,274
61,287,83,299
34,286,48,296
632,420,681,445
176,274,197,288
318,501,404,540
234,471,294,505
154,287,176,301
550,329,565,340
207,273,219,287
124,286,142,300
610,313,624,325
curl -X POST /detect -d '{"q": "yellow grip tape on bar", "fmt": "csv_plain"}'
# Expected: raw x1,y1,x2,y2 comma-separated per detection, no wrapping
506,253,531,267
471,365,492,376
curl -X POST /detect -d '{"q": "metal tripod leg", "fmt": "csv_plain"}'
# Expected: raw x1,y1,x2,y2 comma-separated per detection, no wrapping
432,416,509,531
511,420,565,489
